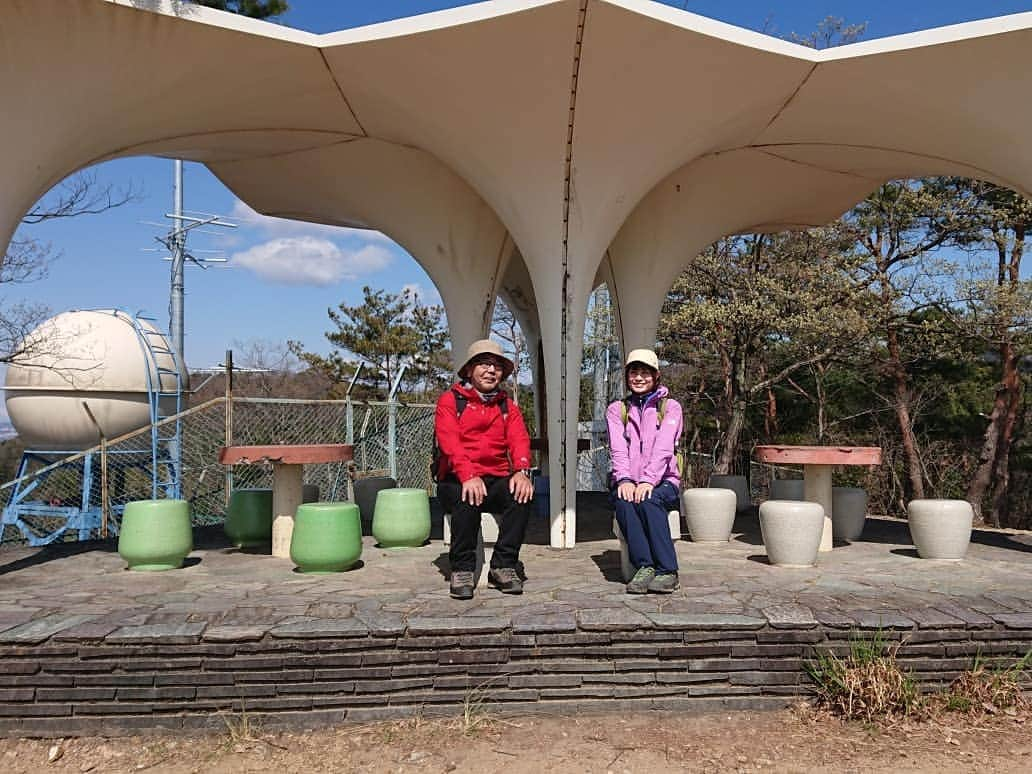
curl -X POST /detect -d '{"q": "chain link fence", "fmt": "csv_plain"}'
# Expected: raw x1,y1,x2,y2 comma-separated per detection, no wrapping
2,393,857,547
0,397,438,546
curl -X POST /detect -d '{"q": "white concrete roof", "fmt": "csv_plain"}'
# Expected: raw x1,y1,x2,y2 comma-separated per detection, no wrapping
4,0,1032,545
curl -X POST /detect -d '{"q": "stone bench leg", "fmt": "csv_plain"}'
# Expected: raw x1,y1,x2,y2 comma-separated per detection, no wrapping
612,509,681,582
443,512,502,587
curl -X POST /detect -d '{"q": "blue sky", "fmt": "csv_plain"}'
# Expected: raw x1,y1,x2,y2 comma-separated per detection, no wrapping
10,0,1032,374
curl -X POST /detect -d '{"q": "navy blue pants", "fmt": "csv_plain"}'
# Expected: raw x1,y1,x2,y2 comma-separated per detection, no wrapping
611,480,680,575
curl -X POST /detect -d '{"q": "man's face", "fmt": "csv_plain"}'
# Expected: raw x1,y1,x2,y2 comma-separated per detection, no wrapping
468,356,506,392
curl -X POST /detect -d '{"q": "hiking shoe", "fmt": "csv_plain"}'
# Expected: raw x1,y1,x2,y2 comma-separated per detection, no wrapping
648,572,679,594
449,571,475,600
488,566,524,594
626,566,655,594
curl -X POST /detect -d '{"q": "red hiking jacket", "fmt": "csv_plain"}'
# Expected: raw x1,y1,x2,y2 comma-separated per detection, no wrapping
434,382,532,483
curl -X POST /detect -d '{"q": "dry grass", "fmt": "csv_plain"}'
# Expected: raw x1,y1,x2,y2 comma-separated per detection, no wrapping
805,632,921,722
932,649,1032,717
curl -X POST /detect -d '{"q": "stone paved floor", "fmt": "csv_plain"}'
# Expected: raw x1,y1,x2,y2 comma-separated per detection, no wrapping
2,493,1032,644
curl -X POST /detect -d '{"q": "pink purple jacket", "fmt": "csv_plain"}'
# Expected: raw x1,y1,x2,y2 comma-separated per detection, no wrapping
607,385,683,488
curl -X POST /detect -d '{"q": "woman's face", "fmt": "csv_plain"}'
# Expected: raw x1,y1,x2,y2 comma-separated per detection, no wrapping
626,364,657,395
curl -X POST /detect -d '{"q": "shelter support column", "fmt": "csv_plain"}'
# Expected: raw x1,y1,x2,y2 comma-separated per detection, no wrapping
534,269,591,549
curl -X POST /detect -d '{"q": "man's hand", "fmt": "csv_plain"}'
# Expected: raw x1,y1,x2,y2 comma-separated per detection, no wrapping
510,471,533,504
617,481,636,501
633,482,654,503
461,476,488,506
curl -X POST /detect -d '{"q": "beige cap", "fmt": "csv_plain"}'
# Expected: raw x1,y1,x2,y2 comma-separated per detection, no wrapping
625,348,660,371
458,339,515,380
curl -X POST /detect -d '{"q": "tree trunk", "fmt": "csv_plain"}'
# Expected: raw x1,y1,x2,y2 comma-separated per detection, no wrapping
715,399,747,475
887,326,925,501
988,348,1023,527
966,361,1011,524
814,363,827,443
714,344,749,475
764,385,778,442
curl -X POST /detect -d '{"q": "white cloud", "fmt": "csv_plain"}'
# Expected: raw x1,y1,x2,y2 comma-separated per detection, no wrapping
230,199,394,245
230,237,392,286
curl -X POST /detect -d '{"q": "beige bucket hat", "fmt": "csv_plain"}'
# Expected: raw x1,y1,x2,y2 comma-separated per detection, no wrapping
458,339,515,380
625,348,660,371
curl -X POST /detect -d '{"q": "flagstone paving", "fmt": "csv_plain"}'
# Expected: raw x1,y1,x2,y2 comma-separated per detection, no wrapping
2,494,1031,643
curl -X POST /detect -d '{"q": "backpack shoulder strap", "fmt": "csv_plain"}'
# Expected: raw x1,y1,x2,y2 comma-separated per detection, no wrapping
620,398,629,426
452,389,468,419
657,397,667,427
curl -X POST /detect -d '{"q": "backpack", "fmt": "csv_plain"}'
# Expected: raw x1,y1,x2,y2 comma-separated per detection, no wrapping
431,389,509,482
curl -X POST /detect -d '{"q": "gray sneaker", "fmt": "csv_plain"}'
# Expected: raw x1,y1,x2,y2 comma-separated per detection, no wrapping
626,566,655,594
648,572,679,594
488,566,524,594
449,571,475,600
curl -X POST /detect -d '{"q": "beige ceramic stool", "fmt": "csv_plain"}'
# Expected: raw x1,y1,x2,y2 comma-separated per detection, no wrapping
681,487,736,543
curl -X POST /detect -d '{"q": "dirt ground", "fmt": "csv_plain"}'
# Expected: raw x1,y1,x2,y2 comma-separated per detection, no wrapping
1,705,1030,773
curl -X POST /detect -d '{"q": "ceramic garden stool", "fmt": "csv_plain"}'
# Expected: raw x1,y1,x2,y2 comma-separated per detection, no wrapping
372,487,431,548
612,509,682,582
682,487,736,543
769,478,804,501
290,502,362,573
224,488,273,547
708,474,750,512
907,498,973,560
758,500,824,568
118,499,193,571
832,487,868,542
354,476,397,532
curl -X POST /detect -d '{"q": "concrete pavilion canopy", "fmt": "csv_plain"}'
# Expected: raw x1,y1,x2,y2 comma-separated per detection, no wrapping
4,0,1032,547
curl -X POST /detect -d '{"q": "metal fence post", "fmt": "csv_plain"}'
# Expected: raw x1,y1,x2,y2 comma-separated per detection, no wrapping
387,365,406,482
224,350,234,509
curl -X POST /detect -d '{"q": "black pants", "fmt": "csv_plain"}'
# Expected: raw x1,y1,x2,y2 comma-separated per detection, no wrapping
438,474,531,573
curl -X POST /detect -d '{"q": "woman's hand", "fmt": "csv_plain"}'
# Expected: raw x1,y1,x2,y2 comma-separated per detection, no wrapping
617,481,636,501
633,482,654,503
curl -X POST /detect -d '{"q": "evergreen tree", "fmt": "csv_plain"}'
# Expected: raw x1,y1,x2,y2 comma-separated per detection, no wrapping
291,286,450,400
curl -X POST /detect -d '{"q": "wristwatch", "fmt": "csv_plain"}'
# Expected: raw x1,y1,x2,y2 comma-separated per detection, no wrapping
515,469,532,478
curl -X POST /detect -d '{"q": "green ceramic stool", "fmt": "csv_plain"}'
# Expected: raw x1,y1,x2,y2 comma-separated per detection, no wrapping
290,502,362,573
224,488,273,547
119,499,193,571
372,488,431,548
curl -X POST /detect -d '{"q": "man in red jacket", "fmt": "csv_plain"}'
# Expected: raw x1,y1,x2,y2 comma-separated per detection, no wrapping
435,339,534,599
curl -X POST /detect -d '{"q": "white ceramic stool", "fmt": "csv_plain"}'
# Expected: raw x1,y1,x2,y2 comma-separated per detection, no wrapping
682,487,736,543
758,499,824,567
907,499,973,560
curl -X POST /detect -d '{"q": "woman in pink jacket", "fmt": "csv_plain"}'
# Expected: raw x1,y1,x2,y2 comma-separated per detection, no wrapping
607,348,683,594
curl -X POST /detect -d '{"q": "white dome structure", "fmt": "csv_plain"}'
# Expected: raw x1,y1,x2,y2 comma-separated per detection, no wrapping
3,309,184,451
